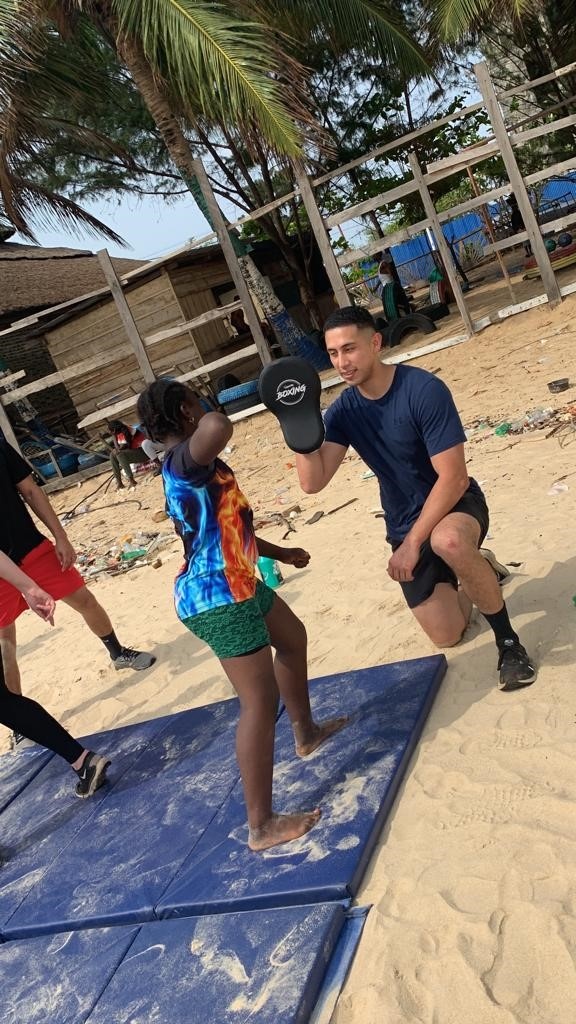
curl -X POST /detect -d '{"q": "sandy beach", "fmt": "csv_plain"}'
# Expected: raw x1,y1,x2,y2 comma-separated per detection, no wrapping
4,293,576,1022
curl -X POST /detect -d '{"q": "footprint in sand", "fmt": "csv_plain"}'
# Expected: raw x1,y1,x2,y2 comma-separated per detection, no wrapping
442,782,539,829
460,728,543,756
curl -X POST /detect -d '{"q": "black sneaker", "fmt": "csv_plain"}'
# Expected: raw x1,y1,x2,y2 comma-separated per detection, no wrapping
74,751,111,799
113,648,156,671
10,731,35,752
497,640,536,691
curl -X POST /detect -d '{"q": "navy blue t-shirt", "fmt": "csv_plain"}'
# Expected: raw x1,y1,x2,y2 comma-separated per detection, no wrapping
323,365,482,541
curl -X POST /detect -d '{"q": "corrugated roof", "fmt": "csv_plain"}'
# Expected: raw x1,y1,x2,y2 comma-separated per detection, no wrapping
0,242,143,318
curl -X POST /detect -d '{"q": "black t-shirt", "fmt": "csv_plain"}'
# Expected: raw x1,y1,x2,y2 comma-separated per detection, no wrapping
0,441,45,563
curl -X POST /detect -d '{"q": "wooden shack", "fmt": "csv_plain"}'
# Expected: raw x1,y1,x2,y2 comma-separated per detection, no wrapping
0,236,333,436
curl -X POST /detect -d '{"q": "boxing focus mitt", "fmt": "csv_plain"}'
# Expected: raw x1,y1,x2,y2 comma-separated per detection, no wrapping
258,357,325,454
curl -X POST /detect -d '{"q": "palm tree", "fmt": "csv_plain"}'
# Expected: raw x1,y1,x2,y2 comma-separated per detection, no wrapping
0,1,428,338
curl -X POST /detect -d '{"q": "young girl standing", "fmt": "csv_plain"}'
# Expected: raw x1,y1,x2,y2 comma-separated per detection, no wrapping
137,380,345,851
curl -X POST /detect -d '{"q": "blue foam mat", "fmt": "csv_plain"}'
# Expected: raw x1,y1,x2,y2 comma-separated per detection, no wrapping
86,904,345,1024
2,700,240,940
0,713,177,940
310,906,369,1024
157,655,445,917
0,745,53,815
0,925,139,1024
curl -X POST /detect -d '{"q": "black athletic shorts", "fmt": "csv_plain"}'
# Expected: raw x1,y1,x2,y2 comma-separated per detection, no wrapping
390,489,489,610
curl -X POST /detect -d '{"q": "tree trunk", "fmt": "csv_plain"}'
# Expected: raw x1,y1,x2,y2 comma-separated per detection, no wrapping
114,34,306,340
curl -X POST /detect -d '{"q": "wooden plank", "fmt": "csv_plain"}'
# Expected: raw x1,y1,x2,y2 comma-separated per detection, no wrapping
312,101,486,187
325,177,418,229
526,157,576,187
560,280,576,297
294,165,350,307
97,249,155,384
426,140,500,181
144,300,243,346
511,112,576,147
0,370,26,387
408,152,475,336
2,350,129,405
475,62,562,309
191,158,271,367
337,218,431,268
499,61,576,100
77,345,258,429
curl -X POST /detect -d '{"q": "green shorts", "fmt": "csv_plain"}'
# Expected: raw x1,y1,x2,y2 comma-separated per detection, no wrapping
181,580,276,660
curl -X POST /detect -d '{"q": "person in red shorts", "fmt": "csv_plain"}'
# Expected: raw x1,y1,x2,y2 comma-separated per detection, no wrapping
0,439,156,749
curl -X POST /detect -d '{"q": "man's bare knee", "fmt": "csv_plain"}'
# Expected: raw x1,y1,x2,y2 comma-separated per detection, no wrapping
430,530,464,564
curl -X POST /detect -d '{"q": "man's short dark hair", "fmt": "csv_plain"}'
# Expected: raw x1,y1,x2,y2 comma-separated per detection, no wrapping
323,305,376,334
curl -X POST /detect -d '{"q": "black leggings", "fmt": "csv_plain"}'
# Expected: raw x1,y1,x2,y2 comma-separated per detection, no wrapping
0,655,83,765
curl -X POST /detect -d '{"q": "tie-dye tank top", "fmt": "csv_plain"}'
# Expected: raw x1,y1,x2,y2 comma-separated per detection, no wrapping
162,442,258,619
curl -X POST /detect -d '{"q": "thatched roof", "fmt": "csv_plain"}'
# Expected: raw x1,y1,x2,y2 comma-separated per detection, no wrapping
0,242,143,322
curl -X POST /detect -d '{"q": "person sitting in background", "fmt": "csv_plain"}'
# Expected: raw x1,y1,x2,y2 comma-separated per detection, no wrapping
107,420,163,490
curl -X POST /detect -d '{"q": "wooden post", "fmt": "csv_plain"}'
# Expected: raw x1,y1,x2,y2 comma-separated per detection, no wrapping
97,249,156,384
466,167,516,305
293,165,351,308
408,153,475,337
474,61,562,308
191,159,272,366
0,395,22,453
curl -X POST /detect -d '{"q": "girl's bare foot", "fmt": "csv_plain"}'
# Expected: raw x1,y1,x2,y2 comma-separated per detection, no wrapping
295,716,348,757
248,809,321,852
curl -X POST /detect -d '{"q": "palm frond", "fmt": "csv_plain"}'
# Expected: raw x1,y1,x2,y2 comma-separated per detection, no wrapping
260,0,429,77
0,3,133,240
431,0,544,39
114,0,306,156
0,167,125,244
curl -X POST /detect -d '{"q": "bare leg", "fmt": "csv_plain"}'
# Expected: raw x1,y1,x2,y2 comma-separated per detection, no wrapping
430,513,503,615
61,586,114,638
265,593,347,756
0,622,21,695
221,645,320,852
117,451,137,487
411,582,472,647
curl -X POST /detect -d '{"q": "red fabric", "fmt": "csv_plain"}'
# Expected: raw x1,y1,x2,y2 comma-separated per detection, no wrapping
0,539,85,627
116,428,145,451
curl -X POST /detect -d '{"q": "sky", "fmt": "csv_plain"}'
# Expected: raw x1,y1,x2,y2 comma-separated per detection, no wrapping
16,191,216,261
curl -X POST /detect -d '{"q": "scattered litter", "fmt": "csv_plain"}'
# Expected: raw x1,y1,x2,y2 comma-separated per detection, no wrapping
326,498,358,516
151,510,168,523
151,558,163,569
361,470,376,480
78,531,176,580
547,481,569,495
305,498,358,526
305,510,325,525
223,445,234,455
